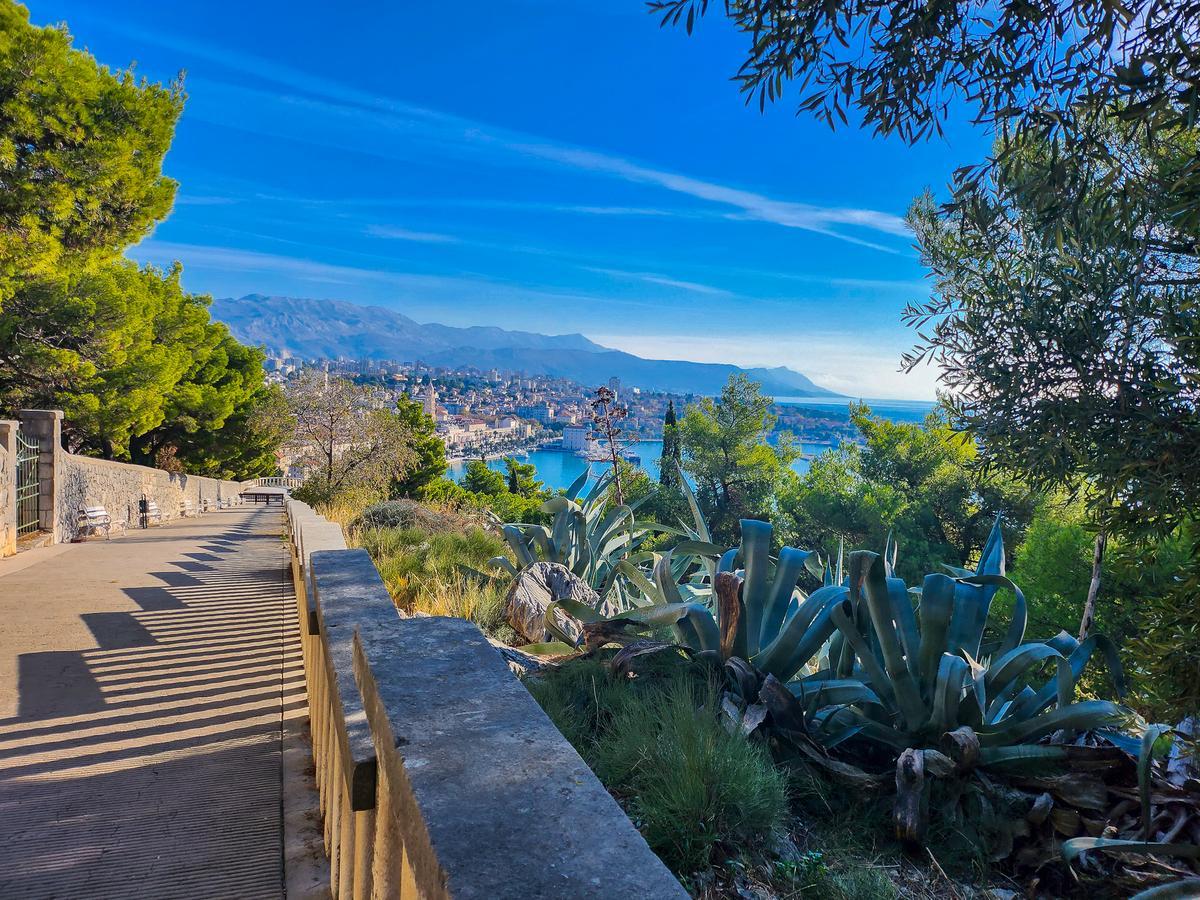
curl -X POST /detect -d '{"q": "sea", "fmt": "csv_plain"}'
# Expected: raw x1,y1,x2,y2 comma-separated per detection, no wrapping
447,396,937,493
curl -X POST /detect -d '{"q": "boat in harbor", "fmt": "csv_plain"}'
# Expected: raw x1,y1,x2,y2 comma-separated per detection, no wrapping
575,437,642,464
576,437,610,462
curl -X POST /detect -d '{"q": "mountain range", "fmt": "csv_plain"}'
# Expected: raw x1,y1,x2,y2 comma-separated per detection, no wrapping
211,295,843,398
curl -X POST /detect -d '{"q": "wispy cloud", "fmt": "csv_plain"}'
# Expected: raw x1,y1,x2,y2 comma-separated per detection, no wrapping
174,194,238,206
365,225,459,243
255,194,699,219
127,240,669,313
513,142,909,251
105,24,910,254
584,266,732,296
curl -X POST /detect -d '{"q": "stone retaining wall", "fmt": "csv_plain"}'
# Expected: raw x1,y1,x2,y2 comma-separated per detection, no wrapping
58,454,242,540
0,409,243,554
286,500,687,898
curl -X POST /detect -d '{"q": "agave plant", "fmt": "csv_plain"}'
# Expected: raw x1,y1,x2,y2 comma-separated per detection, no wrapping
488,467,688,609
799,518,1130,766
554,517,844,680
576,514,1129,762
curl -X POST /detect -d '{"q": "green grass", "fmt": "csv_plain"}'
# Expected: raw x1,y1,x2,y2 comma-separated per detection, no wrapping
526,654,789,874
351,525,517,642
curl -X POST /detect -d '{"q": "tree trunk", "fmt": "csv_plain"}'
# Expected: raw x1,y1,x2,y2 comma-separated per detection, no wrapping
1078,529,1108,641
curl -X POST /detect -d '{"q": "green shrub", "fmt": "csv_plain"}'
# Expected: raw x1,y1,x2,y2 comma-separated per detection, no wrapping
352,525,515,642
527,656,788,874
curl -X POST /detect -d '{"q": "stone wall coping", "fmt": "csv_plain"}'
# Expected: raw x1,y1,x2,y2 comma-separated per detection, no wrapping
294,521,348,635
309,548,395,810
353,614,688,899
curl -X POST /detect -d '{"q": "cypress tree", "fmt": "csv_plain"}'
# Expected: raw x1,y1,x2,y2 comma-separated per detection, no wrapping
659,400,681,487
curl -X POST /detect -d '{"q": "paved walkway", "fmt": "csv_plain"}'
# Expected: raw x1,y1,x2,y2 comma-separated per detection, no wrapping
0,507,316,898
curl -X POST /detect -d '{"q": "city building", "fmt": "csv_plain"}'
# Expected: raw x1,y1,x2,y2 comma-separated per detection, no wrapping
562,424,591,451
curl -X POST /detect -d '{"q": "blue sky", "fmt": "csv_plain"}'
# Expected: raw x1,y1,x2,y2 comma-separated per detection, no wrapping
27,1,991,399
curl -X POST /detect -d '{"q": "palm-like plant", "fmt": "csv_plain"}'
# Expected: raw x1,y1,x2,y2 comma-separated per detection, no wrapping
575,513,1129,762
802,521,1129,764
489,467,687,609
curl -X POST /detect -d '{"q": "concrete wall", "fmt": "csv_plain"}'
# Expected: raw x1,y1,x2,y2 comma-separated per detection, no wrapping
286,500,687,899
0,409,243,554
58,455,243,541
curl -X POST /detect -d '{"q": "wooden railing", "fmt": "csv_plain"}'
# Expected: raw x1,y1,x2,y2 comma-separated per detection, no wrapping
284,500,687,899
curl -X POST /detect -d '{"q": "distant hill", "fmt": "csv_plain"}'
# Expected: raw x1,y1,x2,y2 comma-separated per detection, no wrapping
212,294,844,398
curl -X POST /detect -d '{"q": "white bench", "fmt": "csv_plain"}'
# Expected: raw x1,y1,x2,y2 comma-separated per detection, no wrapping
77,505,126,540
145,500,164,525
180,499,198,518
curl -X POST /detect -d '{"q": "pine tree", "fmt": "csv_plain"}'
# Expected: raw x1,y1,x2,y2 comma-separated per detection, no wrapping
659,400,681,487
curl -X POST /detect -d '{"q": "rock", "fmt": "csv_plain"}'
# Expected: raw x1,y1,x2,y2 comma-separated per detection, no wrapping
504,561,600,643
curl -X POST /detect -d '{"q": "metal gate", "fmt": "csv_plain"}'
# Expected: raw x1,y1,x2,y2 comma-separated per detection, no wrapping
15,429,40,535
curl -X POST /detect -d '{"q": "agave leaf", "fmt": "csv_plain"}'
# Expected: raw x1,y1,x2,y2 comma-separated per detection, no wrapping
717,546,740,574
958,573,1027,656
888,574,921,677
946,579,990,659
759,546,813,650
960,649,988,728
542,601,582,646
831,598,897,709
976,514,1006,577
672,540,726,558
930,654,969,733
615,558,664,604
527,525,556,565
1026,633,1129,717
676,464,711,543
739,520,775,656
788,678,883,710
591,505,633,555
754,584,847,681
549,595,603,624
941,563,975,579
812,705,911,751
1062,837,1200,864
501,524,538,568
487,556,519,577
652,551,685,605
582,468,613,505
564,466,591,501
549,506,574,562
977,700,1127,747
918,573,956,691
540,495,575,516
1130,879,1200,898
852,551,927,730
978,745,1070,767
1139,724,1174,840
984,642,1064,697
520,640,578,657
1046,629,1080,655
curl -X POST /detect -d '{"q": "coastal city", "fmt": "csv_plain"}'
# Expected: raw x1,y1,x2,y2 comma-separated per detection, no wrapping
262,353,862,471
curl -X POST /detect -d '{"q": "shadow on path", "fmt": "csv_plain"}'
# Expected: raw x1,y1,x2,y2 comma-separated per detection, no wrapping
0,508,298,899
